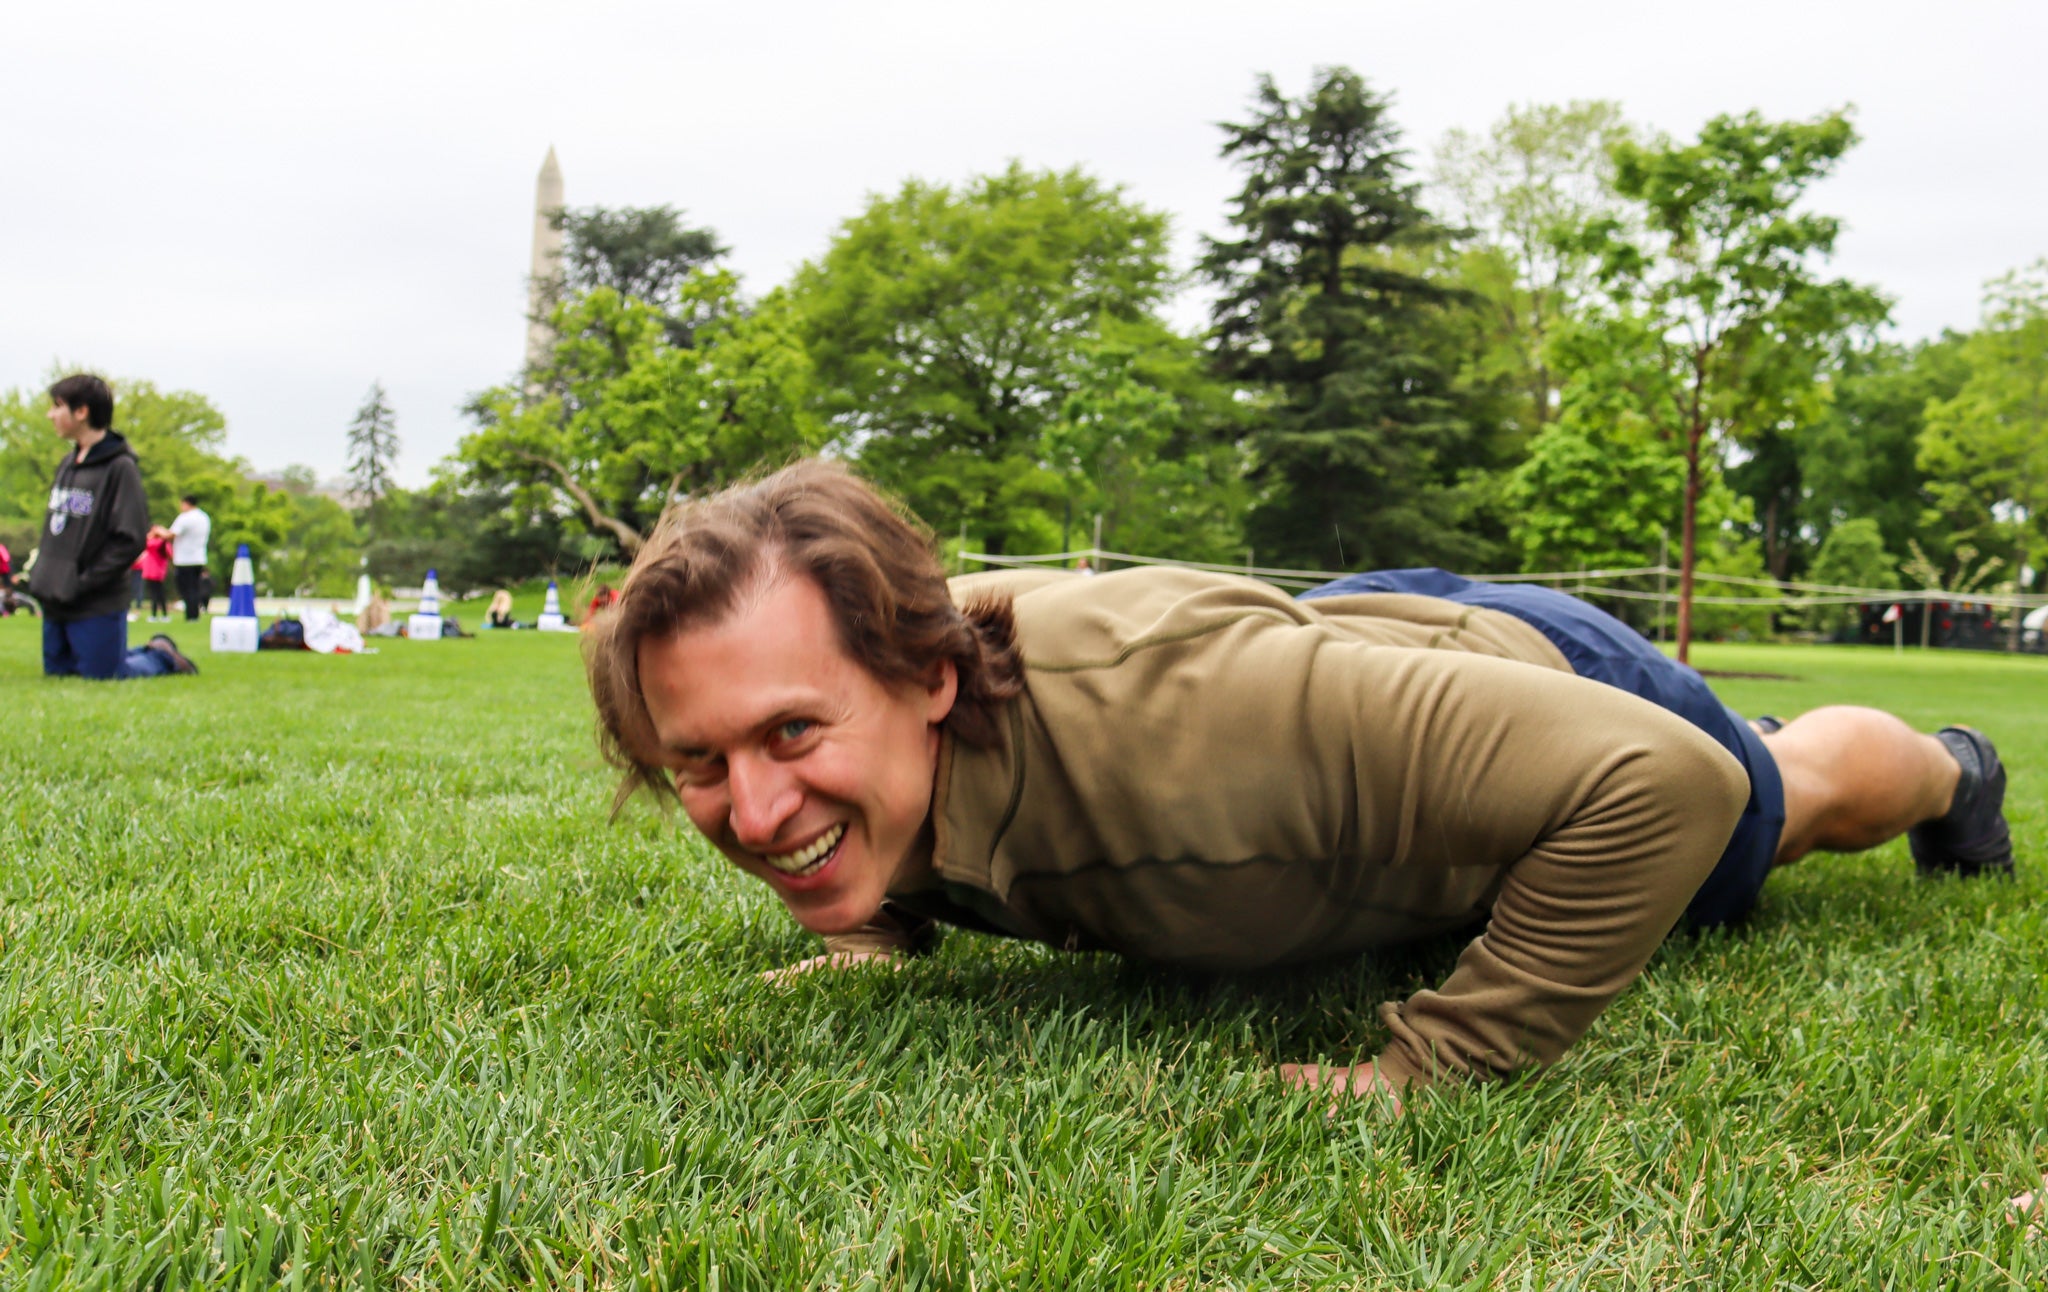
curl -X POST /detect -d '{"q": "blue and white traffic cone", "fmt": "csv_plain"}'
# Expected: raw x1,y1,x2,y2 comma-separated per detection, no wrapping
537,579,567,631
227,545,257,616
408,568,444,641
210,543,261,652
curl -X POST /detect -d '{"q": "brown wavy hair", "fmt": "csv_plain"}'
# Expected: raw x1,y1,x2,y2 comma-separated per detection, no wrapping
586,459,1024,809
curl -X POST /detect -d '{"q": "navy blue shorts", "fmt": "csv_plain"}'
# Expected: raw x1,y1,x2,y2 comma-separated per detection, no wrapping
1300,569,1785,928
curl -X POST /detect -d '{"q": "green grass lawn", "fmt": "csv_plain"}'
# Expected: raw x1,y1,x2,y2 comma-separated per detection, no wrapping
1,618,2043,1288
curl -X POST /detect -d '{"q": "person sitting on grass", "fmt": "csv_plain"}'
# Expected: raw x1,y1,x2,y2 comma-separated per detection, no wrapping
486,589,521,629
28,374,197,679
358,594,400,637
583,584,619,630
584,461,2014,1106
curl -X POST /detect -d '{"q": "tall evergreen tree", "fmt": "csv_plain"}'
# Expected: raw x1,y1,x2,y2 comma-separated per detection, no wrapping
345,382,400,537
1202,66,1483,572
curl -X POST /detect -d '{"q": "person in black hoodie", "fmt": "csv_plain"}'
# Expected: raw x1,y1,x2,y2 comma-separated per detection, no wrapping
28,375,196,678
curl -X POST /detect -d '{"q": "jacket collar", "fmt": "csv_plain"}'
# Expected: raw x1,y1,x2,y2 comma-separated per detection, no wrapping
60,430,134,469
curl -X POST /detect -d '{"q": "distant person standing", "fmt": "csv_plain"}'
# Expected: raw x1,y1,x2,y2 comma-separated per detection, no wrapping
28,374,196,678
168,494,212,620
0,541,33,618
139,525,173,620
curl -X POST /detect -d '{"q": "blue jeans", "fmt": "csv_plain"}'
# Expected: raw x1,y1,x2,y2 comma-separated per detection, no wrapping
43,612,175,679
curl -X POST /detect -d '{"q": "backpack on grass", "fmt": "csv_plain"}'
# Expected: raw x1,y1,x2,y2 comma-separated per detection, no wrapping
259,618,307,650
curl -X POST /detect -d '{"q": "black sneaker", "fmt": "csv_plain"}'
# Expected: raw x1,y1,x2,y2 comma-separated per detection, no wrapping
1909,726,2013,878
1753,715,1784,734
146,633,199,676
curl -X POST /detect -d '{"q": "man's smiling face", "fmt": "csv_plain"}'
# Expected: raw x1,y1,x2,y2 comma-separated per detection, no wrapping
637,565,957,934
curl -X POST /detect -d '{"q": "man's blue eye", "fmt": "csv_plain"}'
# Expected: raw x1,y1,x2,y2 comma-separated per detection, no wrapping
777,720,814,741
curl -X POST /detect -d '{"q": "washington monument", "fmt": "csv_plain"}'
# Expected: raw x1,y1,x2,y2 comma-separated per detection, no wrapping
525,147,565,375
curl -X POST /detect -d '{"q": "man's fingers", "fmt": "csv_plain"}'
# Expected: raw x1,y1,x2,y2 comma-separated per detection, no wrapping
2007,1175,2045,1232
1277,1062,1403,1116
760,950,903,983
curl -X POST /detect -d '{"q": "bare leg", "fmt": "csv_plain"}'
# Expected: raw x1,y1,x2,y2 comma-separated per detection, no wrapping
1764,706,1961,865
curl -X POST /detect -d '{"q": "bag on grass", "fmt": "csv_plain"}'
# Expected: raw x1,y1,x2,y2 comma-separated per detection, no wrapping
259,618,307,650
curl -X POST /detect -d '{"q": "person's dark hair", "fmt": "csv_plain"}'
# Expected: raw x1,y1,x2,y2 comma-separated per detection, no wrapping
180,494,199,507
587,459,1024,809
48,374,114,430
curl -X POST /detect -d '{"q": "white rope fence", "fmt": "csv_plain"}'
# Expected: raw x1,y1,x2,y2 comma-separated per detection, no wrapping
961,549,2048,615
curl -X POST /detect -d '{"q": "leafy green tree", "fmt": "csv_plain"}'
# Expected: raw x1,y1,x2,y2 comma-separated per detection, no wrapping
1801,337,1967,565
251,490,360,596
1040,331,1247,562
367,474,585,592
345,382,400,538
1504,420,1774,640
1588,108,1889,659
1806,517,1896,637
1504,420,1681,578
464,275,823,556
1434,100,1634,436
1202,67,1485,572
96,380,239,523
1919,260,2048,604
0,387,64,553
788,163,1180,555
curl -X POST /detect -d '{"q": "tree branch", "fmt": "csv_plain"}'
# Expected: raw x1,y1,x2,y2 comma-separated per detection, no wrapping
512,449,645,554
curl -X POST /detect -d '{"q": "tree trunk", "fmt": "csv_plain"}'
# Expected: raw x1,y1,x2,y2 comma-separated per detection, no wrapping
1762,495,1783,582
1678,425,1700,665
1676,354,1709,665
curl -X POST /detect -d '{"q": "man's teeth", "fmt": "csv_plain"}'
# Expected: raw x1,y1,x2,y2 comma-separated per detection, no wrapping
762,824,846,876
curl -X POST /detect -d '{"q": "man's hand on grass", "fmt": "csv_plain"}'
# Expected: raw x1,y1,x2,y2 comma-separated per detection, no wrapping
2009,1175,2045,1235
761,950,903,983
1277,1061,1403,1116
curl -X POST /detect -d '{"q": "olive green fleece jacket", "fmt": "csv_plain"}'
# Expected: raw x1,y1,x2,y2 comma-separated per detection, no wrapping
825,567,1750,1088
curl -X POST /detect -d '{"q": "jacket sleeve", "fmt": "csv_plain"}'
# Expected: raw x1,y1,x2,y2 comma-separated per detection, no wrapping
819,902,939,958
74,457,150,597
1289,641,1752,1089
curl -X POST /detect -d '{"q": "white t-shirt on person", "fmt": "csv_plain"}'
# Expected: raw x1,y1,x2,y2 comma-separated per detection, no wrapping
169,507,211,566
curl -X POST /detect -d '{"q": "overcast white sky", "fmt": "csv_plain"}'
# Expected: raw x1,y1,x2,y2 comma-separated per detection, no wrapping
6,1,2043,486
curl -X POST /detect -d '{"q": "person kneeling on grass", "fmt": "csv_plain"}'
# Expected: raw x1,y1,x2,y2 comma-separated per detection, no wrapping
29,374,197,679
584,460,2014,1105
